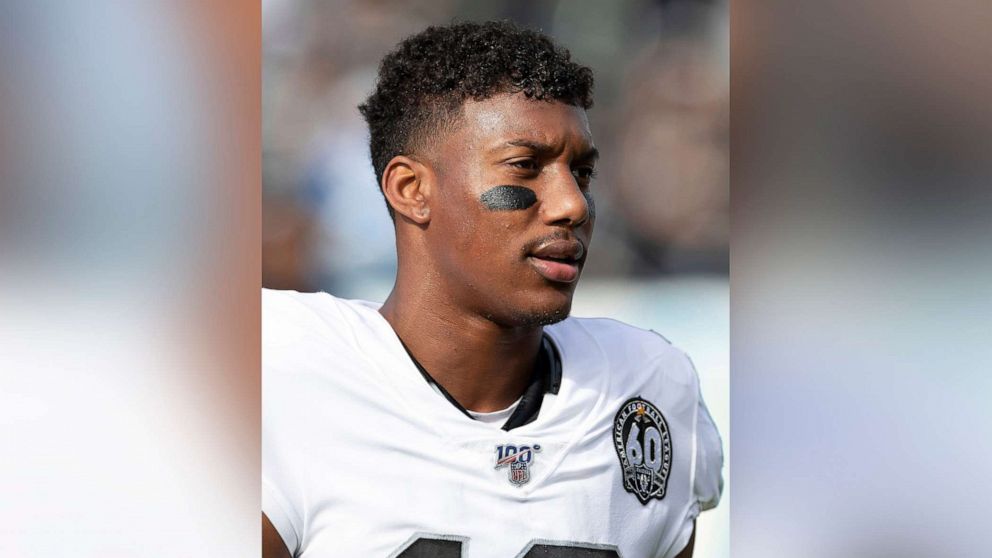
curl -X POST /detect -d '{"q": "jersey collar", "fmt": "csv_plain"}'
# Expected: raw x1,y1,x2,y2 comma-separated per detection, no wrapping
397,333,562,431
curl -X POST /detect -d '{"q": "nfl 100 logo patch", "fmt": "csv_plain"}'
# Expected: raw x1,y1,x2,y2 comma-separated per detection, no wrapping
494,443,541,487
613,397,672,505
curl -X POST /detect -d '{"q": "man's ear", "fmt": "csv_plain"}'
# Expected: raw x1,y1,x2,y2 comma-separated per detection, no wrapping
381,155,432,225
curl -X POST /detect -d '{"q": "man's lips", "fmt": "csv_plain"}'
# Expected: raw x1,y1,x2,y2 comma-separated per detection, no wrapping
527,239,585,284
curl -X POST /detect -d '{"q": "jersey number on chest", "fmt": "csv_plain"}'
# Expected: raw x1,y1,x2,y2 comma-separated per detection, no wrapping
392,534,621,557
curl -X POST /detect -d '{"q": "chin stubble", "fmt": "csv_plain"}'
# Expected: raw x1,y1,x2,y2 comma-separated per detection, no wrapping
483,302,571,328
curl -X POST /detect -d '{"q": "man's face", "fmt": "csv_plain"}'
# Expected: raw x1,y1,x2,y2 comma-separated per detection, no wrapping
423,92,598,327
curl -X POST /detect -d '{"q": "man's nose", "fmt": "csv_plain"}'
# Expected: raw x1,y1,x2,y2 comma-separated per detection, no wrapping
539,168,591,228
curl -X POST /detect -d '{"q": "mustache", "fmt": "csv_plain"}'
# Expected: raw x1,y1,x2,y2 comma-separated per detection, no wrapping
521,230,585,258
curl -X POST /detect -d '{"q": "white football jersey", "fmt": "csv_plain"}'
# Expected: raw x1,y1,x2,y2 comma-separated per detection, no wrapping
263,289,723,558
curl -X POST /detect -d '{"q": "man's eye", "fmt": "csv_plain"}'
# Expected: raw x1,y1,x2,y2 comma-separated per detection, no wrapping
573,167,597,180
509,160,539,171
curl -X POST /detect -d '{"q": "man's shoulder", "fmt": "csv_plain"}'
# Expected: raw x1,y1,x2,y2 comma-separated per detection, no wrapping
262,289,388,372
263,288,380,337
552,314,684,360
549,315,697,389
262,287,370,317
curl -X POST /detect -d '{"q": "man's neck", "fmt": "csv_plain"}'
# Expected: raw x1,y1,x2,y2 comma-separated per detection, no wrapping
379,287,544,414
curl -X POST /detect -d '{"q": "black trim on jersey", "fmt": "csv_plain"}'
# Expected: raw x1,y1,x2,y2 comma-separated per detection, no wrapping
501,334,562,430
396,333,562,431
397,338,475,420
544,334,563,395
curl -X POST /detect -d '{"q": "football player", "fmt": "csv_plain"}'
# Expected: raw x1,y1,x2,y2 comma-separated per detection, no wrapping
263,21,722,558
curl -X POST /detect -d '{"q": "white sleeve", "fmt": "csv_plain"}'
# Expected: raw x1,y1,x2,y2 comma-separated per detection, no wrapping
262,290,306,556
693,390,724,512
665,353,724,558
263,474,301,555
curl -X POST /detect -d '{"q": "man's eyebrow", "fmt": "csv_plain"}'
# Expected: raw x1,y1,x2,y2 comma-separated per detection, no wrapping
577,146,600,163
505,139,555,153
504,140,600,162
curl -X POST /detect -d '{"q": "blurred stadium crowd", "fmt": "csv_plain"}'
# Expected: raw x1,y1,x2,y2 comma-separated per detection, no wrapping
262,0,728,294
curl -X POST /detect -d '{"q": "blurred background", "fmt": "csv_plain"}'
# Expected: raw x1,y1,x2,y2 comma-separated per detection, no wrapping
262,1,730,556
0,2,260,557
733,0,992,556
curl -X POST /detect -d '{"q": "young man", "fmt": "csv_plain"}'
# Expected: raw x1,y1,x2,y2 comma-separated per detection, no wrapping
263,21,722,558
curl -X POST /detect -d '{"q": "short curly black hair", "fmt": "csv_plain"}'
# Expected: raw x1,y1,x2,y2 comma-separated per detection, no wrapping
359,20,595,217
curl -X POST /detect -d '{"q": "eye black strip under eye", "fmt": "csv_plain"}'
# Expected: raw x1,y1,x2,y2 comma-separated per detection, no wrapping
479,185,537,211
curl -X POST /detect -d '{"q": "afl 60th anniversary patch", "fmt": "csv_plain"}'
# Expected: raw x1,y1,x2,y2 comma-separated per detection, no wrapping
613,397,672,505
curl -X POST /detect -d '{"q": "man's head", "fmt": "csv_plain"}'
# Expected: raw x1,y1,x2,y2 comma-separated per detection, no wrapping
360,21,598,327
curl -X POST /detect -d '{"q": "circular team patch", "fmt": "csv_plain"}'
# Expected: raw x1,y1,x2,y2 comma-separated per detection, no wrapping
613,397,672,505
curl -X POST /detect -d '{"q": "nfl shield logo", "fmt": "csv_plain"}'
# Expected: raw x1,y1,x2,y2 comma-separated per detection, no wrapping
509,461,529,485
